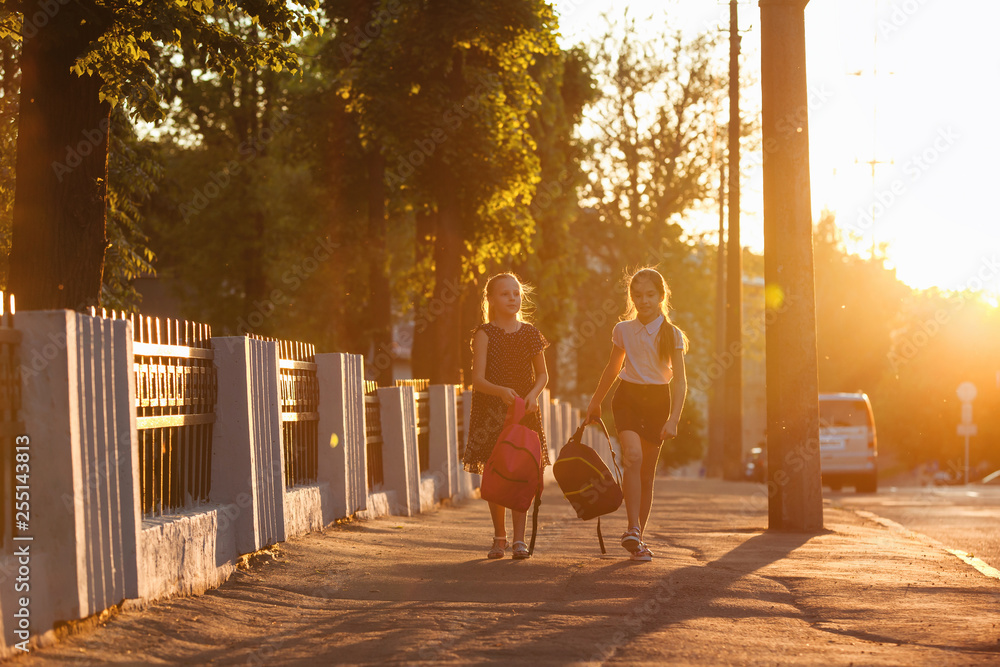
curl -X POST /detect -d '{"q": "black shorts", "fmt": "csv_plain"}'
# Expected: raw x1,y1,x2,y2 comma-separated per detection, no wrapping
612,380,671,446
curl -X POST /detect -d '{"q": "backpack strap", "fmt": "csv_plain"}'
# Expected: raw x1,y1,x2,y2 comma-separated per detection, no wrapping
503,396,528,428
527,450,543,555
579,419,623,488
576,419,619,555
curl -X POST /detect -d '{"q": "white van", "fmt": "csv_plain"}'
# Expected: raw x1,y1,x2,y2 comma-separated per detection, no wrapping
819,392,878,493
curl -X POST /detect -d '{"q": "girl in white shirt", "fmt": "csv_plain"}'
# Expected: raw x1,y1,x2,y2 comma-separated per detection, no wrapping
585,268,689,561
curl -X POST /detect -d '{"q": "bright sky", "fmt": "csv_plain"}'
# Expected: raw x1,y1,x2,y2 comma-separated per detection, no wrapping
552,0,1000,299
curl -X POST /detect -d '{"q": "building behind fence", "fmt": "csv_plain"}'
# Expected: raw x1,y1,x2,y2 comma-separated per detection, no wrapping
0,304,586,657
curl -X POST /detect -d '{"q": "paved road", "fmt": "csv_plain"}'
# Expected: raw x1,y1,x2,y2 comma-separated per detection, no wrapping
12,479,1000,666
829,485,1000,572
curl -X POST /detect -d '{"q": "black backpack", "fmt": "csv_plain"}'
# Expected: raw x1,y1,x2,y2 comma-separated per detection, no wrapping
552,419,623,553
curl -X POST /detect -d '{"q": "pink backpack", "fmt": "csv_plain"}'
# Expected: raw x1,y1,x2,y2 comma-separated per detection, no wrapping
480,398,543,551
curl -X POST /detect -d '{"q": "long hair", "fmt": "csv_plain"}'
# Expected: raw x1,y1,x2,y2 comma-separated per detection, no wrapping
621,267,689,360
481,272,535,324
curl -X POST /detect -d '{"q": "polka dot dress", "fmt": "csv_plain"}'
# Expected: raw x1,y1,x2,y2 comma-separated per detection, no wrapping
463,322,550,475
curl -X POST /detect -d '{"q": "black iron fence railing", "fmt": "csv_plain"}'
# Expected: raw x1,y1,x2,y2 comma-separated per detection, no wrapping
259,337,319,489
96,311,217,518
364,381,383,491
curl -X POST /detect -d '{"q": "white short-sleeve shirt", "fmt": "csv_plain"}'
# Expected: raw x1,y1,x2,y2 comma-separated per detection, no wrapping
611,315,683,385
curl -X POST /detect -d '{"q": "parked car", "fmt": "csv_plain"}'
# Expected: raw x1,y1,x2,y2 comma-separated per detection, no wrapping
819,392,878,493
744,446,766,483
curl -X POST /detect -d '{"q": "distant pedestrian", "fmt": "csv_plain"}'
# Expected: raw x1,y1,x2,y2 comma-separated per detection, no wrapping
463,272,550,560
585,267,688,562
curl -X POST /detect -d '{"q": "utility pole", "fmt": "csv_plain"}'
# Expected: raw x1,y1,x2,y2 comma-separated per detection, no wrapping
707,163,726,478
722,0,744,481
760,0,823,531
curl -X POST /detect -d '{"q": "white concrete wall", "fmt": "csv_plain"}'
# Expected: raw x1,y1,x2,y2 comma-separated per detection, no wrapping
458,388,479,497
138,506,238,602
427,385,458,502
377,386,420,516
211,337,284,555
0,316,584,657
283,484,328,537
5,311,140,651
316,353,367,522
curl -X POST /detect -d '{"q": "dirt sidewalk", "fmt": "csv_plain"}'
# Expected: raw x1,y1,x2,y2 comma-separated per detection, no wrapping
9,479,1000,665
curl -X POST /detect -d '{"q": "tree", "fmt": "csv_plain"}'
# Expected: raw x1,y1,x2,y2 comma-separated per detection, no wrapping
571,15,728,397
141,31,338,344
0,30,19,286
3,0,320,310
508,45,596,392
337,0,560,384
813,210,909,392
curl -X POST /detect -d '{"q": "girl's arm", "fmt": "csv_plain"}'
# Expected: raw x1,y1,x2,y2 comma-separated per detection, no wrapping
585,344,626,423
660,347,687,439
471,328,518,404
523,351,548,413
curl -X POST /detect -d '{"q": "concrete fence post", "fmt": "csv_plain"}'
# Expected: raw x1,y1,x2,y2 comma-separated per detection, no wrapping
549,397,563,460
377,386,420,516
211,337,285,554
539,388,552,460
457,388,478,497
560,403,576,457
315,353,367,523
8,311,140,643
428,384,458,501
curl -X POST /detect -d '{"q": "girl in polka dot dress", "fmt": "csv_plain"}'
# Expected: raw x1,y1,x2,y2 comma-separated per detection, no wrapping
463,273,549,560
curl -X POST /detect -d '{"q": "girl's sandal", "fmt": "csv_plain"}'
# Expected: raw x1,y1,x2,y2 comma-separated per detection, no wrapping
488,537,509,559
511,541,531,560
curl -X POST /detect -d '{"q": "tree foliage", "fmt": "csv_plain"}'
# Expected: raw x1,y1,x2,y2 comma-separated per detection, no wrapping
812,210,999,477
333,0,561,383
2,0,323,310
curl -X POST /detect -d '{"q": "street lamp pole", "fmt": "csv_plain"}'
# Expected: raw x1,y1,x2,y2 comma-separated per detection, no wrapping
759,0,824,531
723,0,745,481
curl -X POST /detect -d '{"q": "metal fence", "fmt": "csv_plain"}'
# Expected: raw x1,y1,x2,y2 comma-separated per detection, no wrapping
0,293,21,547
397,379,430,472
107,311,217,518
262,337,319,488
364,380,383,491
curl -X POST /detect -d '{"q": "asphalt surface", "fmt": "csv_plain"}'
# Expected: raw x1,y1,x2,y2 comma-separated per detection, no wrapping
831,484,1000,574
8,478,1000,666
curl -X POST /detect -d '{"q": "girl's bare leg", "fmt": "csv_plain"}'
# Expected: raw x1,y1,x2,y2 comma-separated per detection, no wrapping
619,430,644,530
638,439,661,537
488,502,507,539
512,509,527,544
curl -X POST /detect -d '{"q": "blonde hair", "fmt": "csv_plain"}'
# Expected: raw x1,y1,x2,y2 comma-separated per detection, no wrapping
481,272,534,324
621,267,689,357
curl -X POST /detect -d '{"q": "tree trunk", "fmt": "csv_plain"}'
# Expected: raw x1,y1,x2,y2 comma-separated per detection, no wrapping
430,190,463,385
366,149,393,386
10,2,110,310
410,207,435,380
